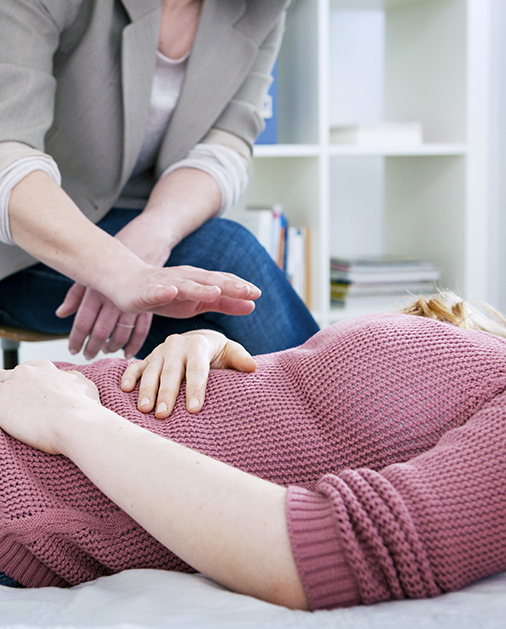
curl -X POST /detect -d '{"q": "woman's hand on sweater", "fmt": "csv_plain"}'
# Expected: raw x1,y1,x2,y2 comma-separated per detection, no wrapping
0,361,100,454
120,329,257,418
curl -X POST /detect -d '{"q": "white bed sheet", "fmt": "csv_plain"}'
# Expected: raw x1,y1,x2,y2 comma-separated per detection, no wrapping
1,569,505,629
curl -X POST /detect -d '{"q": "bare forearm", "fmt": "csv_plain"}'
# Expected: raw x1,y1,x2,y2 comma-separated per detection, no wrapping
120,168,222,266
9,170,146,292
8,167,260,330
59,407,308,609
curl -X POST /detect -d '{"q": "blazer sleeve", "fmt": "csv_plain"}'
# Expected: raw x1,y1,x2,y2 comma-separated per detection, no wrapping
286,389,506,610
0,0,82,169
211,10,287,152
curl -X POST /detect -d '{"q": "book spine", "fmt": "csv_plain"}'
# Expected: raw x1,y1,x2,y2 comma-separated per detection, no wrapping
233,206,310,305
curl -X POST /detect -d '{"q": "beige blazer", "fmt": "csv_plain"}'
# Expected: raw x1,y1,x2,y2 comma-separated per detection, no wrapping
0,0,289,280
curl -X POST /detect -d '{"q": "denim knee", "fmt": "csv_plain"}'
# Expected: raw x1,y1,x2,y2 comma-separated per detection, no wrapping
167,218,274,277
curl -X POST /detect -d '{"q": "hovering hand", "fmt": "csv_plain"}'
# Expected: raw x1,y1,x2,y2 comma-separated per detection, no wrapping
56,266,261,360
113,265,261,318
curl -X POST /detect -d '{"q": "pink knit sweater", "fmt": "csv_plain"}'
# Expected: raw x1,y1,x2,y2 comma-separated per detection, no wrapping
1,314,506,609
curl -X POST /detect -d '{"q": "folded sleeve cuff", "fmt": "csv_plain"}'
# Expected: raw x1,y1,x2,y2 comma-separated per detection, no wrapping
159,143,249,214
0,155,61,245
286,485,361,610
0,538,67,588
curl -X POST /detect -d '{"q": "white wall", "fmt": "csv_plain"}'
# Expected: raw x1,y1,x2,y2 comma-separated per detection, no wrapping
488,0,506,311
18,338,123,365
329,6,386,259
329,8,385,126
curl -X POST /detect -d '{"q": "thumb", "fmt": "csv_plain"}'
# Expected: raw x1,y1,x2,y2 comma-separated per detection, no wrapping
225,343,257,373
55,283,86,318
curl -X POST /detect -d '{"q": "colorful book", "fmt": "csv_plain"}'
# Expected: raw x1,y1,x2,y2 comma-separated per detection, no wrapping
233,205,309,304
287,226,309,304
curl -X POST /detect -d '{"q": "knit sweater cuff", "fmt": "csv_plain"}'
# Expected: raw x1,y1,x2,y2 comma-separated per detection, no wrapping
0,538,66,588
286,485,360,610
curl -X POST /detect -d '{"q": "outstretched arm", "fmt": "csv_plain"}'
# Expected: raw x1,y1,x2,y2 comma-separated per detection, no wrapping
0,362,308,609
9,171,260,338
55,166,230,359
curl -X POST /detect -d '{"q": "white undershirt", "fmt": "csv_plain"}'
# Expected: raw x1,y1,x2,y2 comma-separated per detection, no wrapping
131,50,190,179
0,50,248,245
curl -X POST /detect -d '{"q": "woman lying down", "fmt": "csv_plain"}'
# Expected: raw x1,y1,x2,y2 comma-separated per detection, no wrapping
1,291,506,611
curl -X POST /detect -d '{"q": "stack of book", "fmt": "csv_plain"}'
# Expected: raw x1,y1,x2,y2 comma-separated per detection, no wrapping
233,204,309,304
330,256,440,307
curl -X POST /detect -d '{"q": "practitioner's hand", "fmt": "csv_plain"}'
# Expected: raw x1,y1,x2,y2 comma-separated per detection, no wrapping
0,361,100,454
57,283,153,360
120,330,257,418
113,265,261,319
56,266,261,360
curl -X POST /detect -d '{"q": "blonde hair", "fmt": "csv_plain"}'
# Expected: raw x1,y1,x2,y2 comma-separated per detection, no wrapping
398,291,506,340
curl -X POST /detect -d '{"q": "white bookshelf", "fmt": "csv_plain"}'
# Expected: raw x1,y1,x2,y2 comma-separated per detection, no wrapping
228,0,493,328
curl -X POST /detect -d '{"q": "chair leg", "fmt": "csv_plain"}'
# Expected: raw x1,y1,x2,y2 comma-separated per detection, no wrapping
1,338,20,369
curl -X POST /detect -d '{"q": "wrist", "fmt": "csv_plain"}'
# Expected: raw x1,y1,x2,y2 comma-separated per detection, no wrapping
57,404,122,460
114,210,179,267
140,168,222,253
86,238,150,297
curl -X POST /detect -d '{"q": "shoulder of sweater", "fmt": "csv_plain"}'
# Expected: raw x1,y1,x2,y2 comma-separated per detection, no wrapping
301,312,506,353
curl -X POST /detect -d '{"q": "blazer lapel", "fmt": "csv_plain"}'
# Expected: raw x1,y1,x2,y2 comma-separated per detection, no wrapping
156,0,256,171
118,0,161,189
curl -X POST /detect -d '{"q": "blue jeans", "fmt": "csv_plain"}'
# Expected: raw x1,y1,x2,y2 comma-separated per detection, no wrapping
0,211,319,357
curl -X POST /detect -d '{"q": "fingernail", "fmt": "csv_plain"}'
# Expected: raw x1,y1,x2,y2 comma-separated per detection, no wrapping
70,348,78,355
157,401,168,414
140,397,150,408
125,353,134,360
122,379,130,389
188,398,200,411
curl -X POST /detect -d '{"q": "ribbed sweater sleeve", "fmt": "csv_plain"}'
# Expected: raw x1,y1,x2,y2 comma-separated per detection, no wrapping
286,390,506,609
